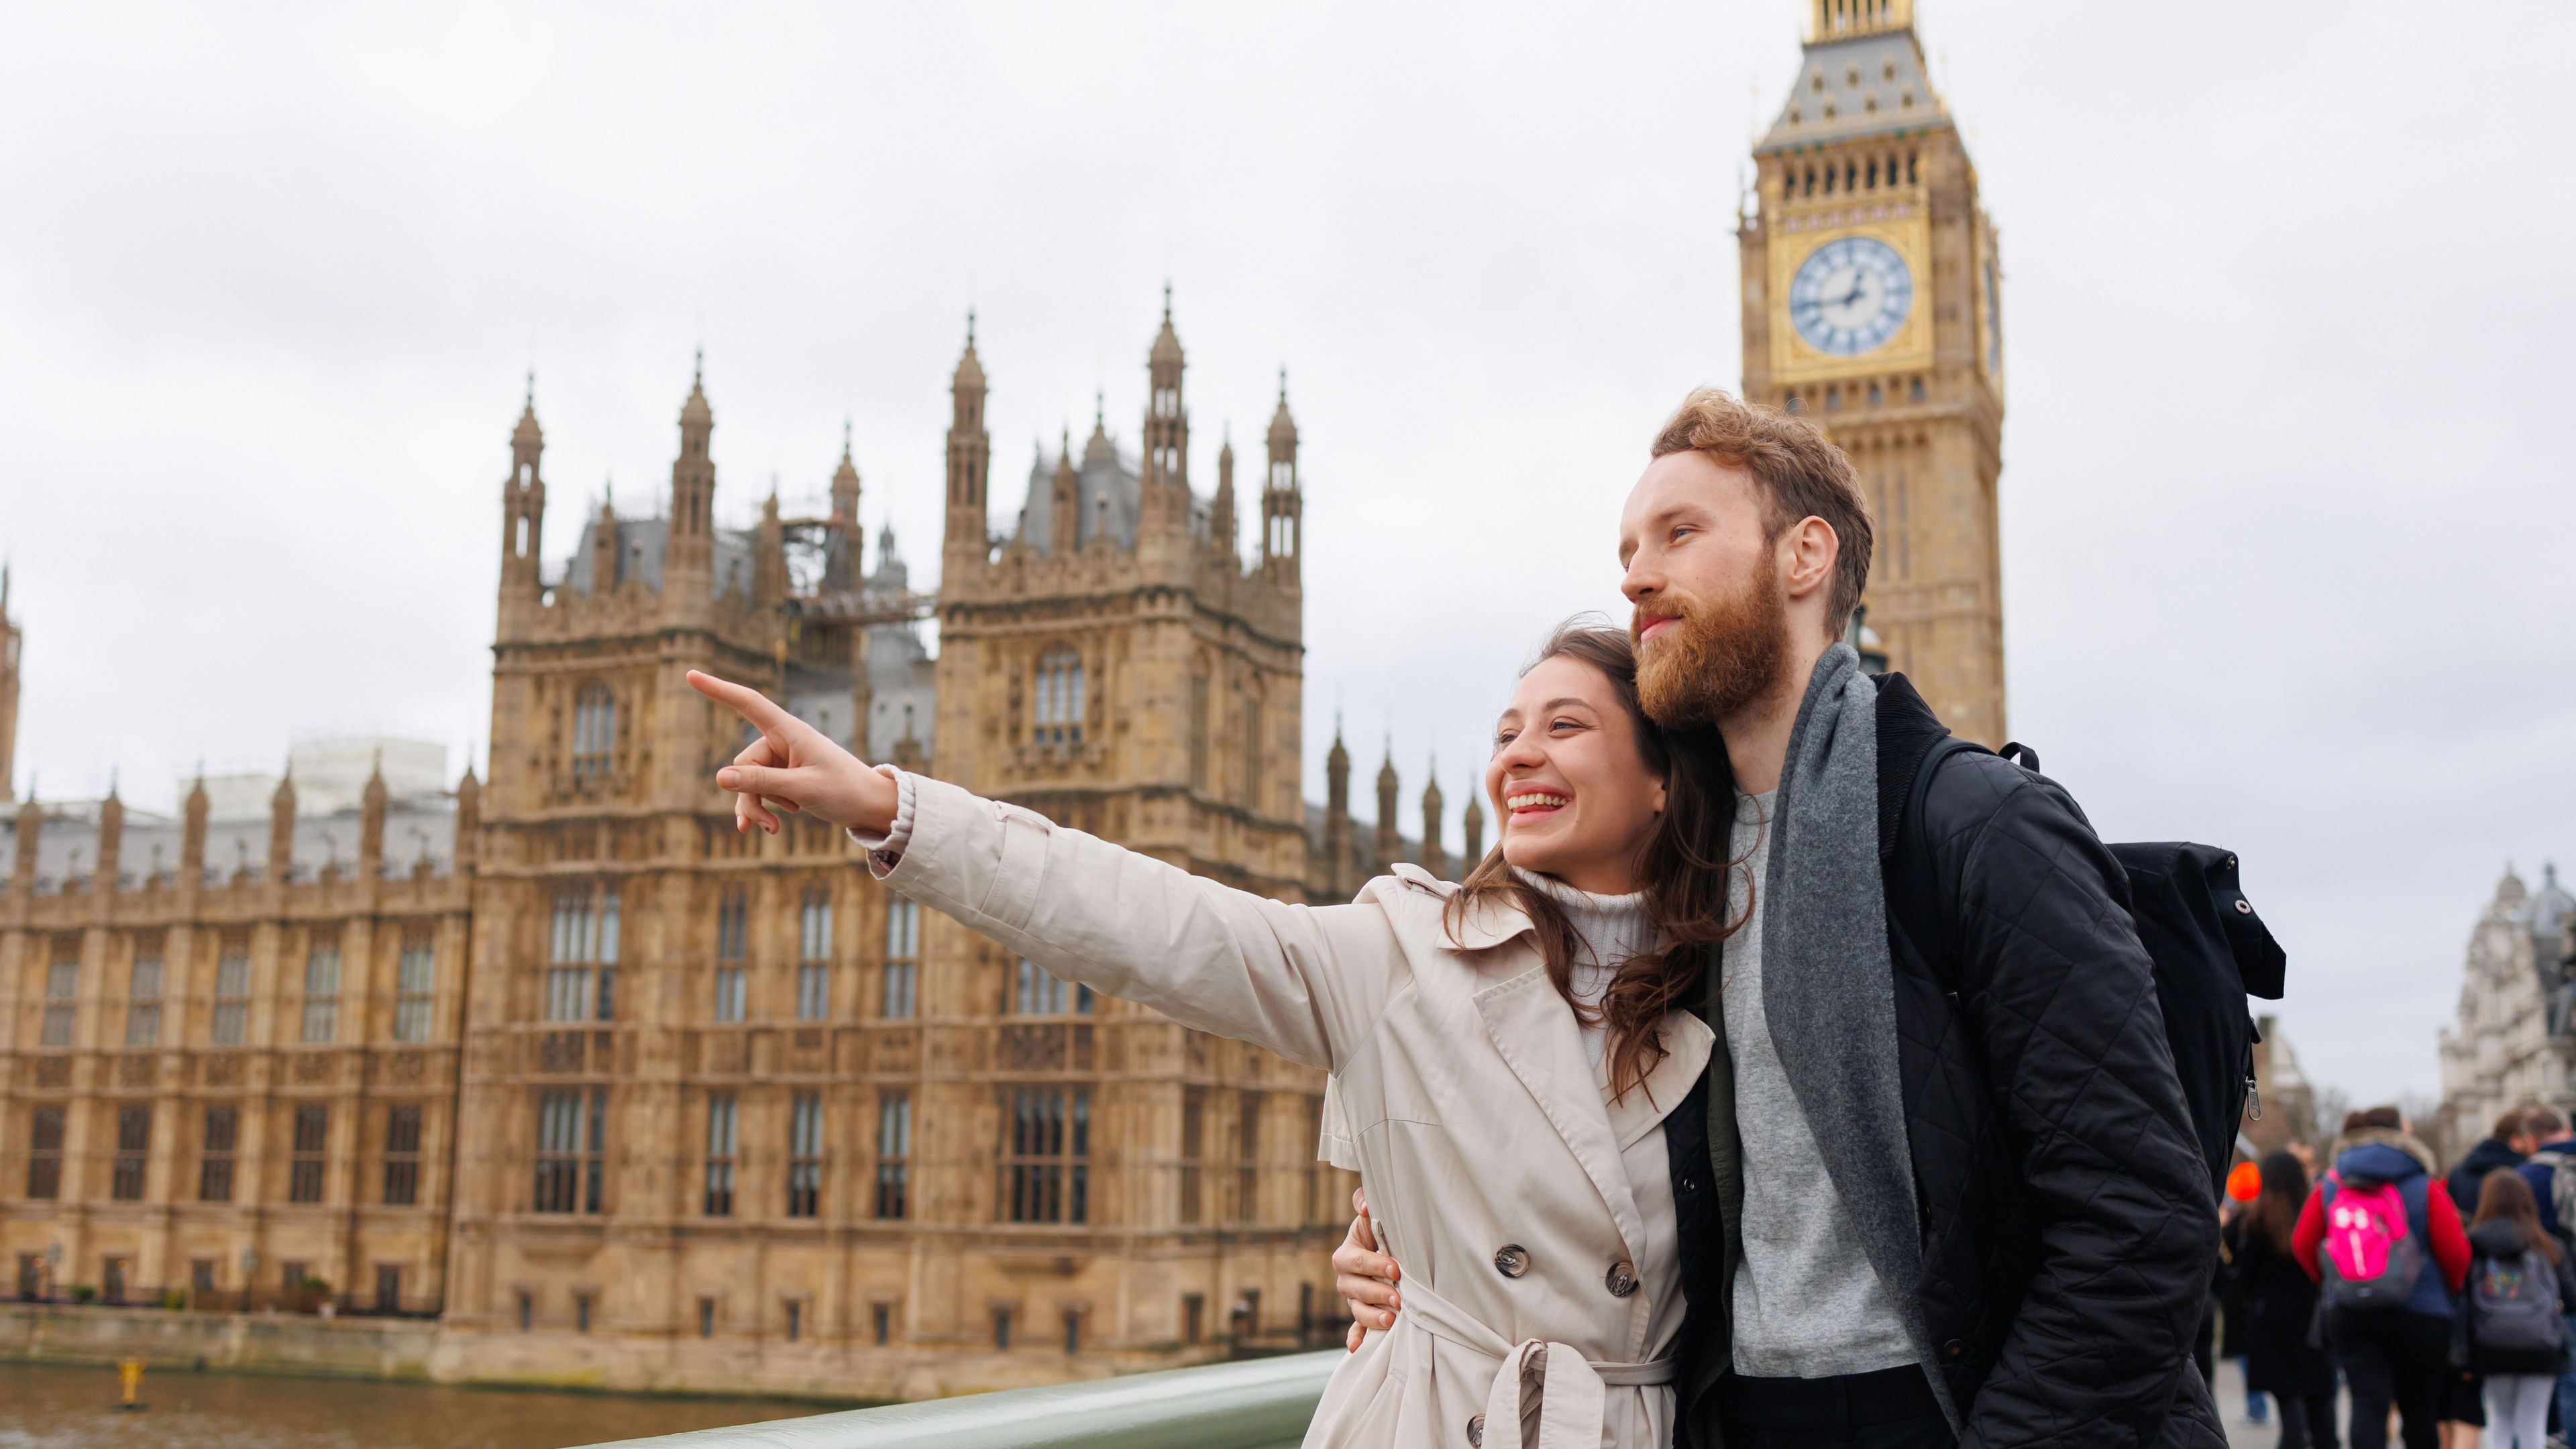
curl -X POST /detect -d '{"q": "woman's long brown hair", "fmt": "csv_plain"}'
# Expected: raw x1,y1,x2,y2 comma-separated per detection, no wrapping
1441,620,1741,1103
2249,1150,2306,1258
2474,1167,2563,1264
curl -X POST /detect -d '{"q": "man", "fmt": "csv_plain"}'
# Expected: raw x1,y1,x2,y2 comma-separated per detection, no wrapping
1339,388,2220,1448
2448,1110,2536,1221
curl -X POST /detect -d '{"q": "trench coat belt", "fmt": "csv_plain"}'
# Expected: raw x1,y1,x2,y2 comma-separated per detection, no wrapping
1394,1271,1674,1449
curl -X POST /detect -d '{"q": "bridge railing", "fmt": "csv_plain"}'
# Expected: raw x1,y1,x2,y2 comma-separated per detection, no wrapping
572,1350,1341,1449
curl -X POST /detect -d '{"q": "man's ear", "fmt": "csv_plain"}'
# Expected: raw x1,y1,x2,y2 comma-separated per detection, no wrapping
1782,517,1839,601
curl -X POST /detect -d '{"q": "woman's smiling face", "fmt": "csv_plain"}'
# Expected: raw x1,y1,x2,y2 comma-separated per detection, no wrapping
1484,654,1668,896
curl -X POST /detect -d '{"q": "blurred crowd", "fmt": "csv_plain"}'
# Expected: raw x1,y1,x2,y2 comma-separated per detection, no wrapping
2214,1105,2576,1449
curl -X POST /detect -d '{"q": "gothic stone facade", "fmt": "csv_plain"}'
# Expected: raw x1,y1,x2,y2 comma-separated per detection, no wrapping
1742,0,2008,745
0,301,1457,1397
1,771,472,1318
433,304,1362,1398
2437,866,2576,1146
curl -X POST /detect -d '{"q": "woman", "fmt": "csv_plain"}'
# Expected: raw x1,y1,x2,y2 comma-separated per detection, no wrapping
689,623,1734,1449
2461,1170,2576,1449
2226,1151,2339,1449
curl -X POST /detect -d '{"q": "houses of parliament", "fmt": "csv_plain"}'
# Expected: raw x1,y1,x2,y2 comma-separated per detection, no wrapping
0,0,2004,1400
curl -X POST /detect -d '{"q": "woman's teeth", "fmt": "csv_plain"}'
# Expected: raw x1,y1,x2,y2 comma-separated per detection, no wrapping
1506,792,1569,811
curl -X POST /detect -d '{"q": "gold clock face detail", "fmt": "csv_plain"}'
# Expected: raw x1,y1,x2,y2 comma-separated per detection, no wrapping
1789,236,1914,356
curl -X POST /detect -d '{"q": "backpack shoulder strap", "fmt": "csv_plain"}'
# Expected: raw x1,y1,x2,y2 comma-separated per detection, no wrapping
1873,672,1994,990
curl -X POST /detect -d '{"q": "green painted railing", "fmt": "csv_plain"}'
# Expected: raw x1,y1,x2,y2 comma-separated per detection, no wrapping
574,1352,1341,1449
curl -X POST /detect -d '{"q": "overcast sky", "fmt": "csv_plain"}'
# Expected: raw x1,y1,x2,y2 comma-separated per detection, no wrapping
5,2,2571,1104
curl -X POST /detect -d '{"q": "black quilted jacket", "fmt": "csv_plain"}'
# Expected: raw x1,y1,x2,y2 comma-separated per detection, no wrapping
1668,684,2222,1448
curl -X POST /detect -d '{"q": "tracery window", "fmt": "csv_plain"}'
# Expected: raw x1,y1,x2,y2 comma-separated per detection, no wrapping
1032,647,1085,745
787,1094,822,1218
125,944,163,1047
572,685,616,777
704,1093,737,1217
394,932,435,1043
535,1088,605,1214
1001,1087,1089,1224
547,888,619,1022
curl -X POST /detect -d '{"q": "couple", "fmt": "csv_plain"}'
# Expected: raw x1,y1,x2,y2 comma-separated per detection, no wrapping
689,388,2221,1449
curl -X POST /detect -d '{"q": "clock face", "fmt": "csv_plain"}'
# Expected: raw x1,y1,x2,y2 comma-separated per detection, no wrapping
1788,235,1915,357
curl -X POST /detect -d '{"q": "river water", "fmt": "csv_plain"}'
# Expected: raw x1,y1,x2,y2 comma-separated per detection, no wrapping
0,1360,837,1449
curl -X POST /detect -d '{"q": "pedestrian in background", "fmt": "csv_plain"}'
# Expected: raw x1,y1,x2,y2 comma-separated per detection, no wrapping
2231,1150,2341,1448
2298,1106,2471,1449
2512,1109,2576,1438
2451,1114,2537,1238
2460,1171,2576,1449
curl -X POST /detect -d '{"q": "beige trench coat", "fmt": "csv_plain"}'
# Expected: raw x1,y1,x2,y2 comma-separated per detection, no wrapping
871,774,1713,1449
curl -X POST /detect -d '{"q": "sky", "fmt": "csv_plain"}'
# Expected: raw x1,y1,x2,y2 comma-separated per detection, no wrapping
3,1,2572,1104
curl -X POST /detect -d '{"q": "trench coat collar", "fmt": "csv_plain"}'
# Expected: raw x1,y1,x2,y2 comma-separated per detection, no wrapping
1473,963,1650,1267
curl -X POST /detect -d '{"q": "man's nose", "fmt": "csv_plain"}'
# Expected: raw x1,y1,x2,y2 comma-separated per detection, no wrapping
1621,555,1658,606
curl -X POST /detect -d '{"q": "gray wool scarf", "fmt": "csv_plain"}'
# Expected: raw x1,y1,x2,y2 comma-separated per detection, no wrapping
1762,641,1955,1425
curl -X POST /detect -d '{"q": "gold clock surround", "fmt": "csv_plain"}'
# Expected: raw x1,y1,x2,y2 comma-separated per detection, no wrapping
1768,209,1933,383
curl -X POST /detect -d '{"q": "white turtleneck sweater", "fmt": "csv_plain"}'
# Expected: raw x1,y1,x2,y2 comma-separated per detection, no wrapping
1511,869,1658,1075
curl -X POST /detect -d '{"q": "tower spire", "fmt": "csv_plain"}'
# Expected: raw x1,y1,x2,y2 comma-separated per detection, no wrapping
943,313,991,568
1261,366,1302,582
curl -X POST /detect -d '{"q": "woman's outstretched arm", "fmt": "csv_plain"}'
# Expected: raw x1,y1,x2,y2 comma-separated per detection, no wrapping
688,669,1399,1070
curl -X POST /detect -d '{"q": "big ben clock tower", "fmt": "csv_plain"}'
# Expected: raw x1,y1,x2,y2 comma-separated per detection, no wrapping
1743,0,2006,745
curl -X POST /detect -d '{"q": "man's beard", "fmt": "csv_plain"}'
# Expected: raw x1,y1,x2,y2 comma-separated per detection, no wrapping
1631,560,1790,729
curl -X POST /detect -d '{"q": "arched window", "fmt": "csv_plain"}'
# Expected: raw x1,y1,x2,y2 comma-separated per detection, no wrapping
1033,647,1085,747
572,686,615,777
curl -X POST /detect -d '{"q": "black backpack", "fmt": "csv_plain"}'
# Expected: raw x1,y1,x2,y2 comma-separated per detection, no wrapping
1874,674,2289,1197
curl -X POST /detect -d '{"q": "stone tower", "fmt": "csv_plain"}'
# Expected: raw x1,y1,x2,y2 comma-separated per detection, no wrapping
1741,0,2006,744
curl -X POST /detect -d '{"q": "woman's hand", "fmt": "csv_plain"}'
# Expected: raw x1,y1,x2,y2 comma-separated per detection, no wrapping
1334,1187,1401,1350
686,670,900,837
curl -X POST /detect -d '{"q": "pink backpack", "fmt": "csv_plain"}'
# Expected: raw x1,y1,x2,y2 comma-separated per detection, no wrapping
2319,1170,2426,1309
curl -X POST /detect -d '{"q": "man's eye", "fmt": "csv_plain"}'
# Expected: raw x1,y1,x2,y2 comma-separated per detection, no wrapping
1670,526,1693,543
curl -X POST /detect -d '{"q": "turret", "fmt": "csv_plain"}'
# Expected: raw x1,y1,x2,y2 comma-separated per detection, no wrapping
1323,724,1352,899
360,756,388,877
1262,369,1301,582
181,774,209,881
10,793,35,895
1050,429,1081,555
1419,769,1446,881
1142,287,1191,538
1375,745,1401,870
95,786,123,895
1210,431,1238,566
500,374,547,594
268,771,297,881
588,493,619,594
454,765,480,869
824,423,863,591
755,487,788,607
1461,789,1485,871
943,313,991,569
667,352,716,586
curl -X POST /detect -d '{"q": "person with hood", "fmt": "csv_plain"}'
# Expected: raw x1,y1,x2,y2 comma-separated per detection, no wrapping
2460,1170,2576,1449
2228,1151,2341,1449
2450,1113,2537,1241
2296,1106,2473,1449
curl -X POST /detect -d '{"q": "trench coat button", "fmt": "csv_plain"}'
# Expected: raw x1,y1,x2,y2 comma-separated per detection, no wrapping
1466,1413,1485,1447
1941,1338,1966,1361
1606,1260,1639,1297
1492,1244,1529,1279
